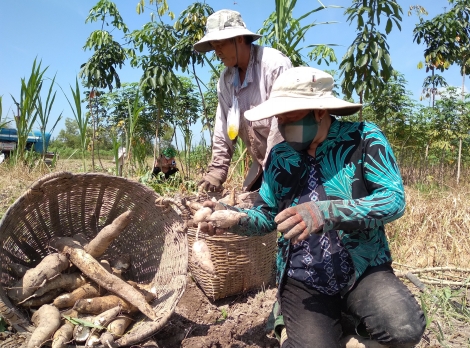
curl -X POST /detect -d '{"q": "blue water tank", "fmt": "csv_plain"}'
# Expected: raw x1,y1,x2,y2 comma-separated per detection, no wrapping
0,128,52,153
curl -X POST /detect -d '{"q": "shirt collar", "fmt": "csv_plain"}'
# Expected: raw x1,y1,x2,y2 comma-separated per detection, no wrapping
231,44,255,90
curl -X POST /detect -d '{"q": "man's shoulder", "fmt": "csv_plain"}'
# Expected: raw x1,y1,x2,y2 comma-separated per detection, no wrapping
254,45,291,63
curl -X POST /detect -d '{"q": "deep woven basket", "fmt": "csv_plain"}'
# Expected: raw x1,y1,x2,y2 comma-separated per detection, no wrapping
0,172,188,347
185,192,277,301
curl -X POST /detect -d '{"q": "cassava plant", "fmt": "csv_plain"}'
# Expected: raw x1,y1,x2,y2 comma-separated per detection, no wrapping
340,0,403,120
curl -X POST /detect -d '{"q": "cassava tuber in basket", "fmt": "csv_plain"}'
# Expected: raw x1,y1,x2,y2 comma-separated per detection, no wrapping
183,191,277,301
0,172,188,347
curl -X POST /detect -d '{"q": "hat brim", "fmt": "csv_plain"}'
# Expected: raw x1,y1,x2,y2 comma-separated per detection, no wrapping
194,28,261,53
244,96,362,121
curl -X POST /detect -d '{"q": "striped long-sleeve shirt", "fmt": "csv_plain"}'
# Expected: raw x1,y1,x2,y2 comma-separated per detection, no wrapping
208,44,292,190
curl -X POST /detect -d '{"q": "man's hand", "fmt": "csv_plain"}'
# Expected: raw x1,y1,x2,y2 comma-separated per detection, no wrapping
274,202,325,244
198,174,223,192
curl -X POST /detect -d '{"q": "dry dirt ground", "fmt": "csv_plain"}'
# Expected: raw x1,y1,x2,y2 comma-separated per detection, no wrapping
0,163,469,347
1,273,469,348
154,275,279,348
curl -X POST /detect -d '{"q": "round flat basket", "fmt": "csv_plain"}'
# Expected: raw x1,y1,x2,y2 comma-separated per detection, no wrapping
0,172,188,347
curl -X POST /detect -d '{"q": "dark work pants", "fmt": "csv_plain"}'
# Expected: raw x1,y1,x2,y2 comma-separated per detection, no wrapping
280,263,426,348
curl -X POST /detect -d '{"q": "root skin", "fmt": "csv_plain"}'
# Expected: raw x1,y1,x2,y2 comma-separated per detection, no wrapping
51,237,156,320
84,211,133,258
27,304,61,348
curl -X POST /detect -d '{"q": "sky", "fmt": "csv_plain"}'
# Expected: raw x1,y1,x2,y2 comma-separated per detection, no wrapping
0,0,466,142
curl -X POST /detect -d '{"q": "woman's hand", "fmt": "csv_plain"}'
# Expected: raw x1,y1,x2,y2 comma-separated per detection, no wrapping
197,201,226,236
197,201,246,235
274,202,325,244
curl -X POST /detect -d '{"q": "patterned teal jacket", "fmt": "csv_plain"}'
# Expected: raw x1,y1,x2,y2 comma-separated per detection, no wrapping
227,117,405,291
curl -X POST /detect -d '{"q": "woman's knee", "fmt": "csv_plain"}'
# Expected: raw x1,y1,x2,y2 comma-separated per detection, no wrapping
365,307,426,347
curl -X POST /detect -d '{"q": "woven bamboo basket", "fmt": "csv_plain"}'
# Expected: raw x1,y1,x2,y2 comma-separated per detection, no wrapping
0,172,188,347
184,192,277,301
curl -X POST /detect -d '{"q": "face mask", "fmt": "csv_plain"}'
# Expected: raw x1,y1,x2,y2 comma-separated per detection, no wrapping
278,111,319,151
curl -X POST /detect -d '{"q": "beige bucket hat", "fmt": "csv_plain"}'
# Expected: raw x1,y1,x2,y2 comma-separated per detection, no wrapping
245,67,362,121
193,9,261,53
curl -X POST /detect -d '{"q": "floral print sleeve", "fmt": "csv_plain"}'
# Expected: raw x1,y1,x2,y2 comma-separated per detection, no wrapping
216,118,404,284
316,122,405,233
222,142,307,236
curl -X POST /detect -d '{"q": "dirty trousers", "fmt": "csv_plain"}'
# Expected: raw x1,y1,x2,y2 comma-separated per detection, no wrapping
280,263,426,348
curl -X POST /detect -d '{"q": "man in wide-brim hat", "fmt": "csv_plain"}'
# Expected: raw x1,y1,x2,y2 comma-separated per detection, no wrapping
194,9,292,192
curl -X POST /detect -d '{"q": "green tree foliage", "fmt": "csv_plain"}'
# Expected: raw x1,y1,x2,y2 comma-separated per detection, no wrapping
173,3,214,72
428,87,470,153
127,18,181,159
413,0,470,75
89,83,169,154
259,0,339,67
80,0,130,92
172,76,201,179
174,2,215,143
53,118,82,149
202,62,225,146
362,72,415,142
413,1,470,183
136,0,174,19
340,0,402,119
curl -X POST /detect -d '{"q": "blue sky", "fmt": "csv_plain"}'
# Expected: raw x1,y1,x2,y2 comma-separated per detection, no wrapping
0,0,466,141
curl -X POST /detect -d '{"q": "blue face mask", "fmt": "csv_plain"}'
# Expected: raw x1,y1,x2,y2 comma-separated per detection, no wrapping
278,111,319,151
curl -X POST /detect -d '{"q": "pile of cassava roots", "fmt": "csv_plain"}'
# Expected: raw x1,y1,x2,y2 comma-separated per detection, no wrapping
5,210,158,348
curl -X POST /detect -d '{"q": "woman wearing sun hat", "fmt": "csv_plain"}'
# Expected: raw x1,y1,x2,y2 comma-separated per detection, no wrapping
194,9,292,192
199,66,426,347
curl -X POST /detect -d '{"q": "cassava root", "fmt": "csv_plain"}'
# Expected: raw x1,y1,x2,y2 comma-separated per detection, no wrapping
8,253,70,302
85,211,133,258
51,237,157,320
27,304,61,348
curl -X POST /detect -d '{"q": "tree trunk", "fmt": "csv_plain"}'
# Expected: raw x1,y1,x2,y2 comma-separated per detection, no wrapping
440,147,445,185
431,67,436,108
89,91,95,171
155,107,161,159
457,72,465,186
462,68,465,97
359,92,363,121
193,62,213,148
457,138,462,185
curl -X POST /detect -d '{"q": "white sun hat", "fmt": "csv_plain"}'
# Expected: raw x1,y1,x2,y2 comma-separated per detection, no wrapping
193,9,262,53
244,67,362,121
